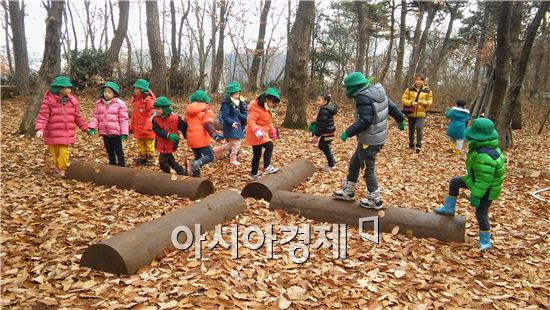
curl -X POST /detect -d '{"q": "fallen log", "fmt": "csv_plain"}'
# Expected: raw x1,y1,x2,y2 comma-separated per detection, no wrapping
269,190,465,243
241,159,316,201
66,160,214,200
80,190,246,275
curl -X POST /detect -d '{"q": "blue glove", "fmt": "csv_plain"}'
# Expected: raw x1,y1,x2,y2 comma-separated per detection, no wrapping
470,197,480,208
168,133,179,143
340,132,348,142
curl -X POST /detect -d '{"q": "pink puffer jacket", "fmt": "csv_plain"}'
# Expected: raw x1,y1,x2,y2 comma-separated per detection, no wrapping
88,98,129,136
35,91,88,145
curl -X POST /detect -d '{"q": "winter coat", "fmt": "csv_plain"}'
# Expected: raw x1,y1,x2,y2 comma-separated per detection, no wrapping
184,102,215,149
314,103,337,137
401,84,433,118
446,106,470,140
219,99,247,139
35,91,88,145
88,98,129,136
245,98,276,146
462,139,506,201
130,91,156,139
152,114,187,153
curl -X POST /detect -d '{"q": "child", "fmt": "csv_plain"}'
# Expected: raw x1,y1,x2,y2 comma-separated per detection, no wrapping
333,72,405,209
130,79,156,166
309,93,337,171
434,118,505,251
446,99,470,154
184,90,223,177
35,76,88,177
245,87,281,180
213,82,247,165
87,81,129,166
151,97,188,175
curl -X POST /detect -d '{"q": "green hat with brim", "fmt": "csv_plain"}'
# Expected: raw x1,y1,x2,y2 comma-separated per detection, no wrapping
153,96,172,108
99,81,120,98
265,87,281,103
189,90,211,103
465,118,499,142
226,82,242,97
132,79,150,93
51,76,73,88
343,72,370,88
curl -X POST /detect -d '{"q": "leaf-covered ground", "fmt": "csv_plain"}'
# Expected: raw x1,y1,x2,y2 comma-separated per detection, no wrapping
1,93,549,309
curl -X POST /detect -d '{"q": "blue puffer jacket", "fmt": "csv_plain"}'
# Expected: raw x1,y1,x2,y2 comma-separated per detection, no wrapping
220,99,247,139
446,107,470,140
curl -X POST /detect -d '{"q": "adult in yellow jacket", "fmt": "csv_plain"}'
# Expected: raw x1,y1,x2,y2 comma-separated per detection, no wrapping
401,73,433,152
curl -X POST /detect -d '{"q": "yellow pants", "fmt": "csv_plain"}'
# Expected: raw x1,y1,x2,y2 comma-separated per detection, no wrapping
49,145,70,170
136,138,155,155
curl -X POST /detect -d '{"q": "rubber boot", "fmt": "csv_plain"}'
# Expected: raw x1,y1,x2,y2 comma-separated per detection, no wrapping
229,153,240,166
434,195,456,216
479,231,492,251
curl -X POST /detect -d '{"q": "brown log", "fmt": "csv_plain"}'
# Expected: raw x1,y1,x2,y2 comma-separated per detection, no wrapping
241,159,315,201
66,161,214,200
80,190,246,275
269,191,465,243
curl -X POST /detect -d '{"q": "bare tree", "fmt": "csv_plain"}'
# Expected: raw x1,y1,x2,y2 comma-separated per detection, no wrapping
67,0,77,51
106,0,129,67
169,0,190,91
188,0,214,89
354,1,366,73
8,0,30,94
282,0,315,129
84,0,96,50
248,0,271,91
394,0,407,87
1,1,14,75
379,0,395,83
18,1,64,135
415,3,438,75
430,2,462,87
471,2,489,91
210,0,228,93
146,0,168,95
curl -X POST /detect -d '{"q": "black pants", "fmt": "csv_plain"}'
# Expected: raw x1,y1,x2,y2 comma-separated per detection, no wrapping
251,141,273,175
159,153,185,175
103,136,125,166
449,176,491,231
347,143,383,192
407,117,425,148
318,136,335,167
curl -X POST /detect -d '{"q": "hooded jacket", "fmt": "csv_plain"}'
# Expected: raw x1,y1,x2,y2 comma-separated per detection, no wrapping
446,106,470,140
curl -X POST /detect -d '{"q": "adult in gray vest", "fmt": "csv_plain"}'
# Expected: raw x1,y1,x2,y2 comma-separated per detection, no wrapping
333,72,405,209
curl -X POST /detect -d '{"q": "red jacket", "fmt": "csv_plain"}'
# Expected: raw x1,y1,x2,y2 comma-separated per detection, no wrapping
35,91,88,145
184,102,214,149
152,114,187,153
130,91,156,139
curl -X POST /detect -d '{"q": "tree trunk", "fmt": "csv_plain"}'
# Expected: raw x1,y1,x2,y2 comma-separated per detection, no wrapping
282,0,292,93
249,0,271,91
498,1,549,149
210,0,226,93
169,0,190,93
379,0,395,83
430,2,459,87
472,2,489,91
106,0,129,67
125,34,132,75
406,4,424,87
394,0,406,87
354,1,366,73
84,0,95,50
209,0,217,90
2,2,14,75
8,0,30,95
18,1,64,135
282,0,315,129
487,2,512,125
67,1,77,51
146,1,168,95
415,3,437,76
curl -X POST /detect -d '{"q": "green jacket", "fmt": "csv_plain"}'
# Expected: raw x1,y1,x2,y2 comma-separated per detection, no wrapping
462,139,506,200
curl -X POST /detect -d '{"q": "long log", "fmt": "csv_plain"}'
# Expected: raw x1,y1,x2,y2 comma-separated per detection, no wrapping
269,190,465,243
66,161,214,200
241,159,316,201
80,190,247,275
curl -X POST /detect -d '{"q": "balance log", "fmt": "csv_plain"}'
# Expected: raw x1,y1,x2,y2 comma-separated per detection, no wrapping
66,160,214,200
269,191,465,243
241,159,316,201
80,190,247,275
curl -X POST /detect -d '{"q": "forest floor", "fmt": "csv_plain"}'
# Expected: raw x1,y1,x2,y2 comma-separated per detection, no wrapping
1,92,549,309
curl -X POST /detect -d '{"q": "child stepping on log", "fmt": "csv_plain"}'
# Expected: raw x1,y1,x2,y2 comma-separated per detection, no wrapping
152,97,188,176
309,93,337,171
333,72,405,210
87,81,129,167
35,76,88,177
130,79,156,166
184,90,224,177
434,118,505,251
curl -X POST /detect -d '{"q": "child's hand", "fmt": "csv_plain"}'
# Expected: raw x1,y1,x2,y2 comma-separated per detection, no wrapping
232,122,239,130
340,132,348,142
121,135,128,141
213,134,224,142
470,197,480,208
269,129,277,140
36,130,43,138
399,120,406,131
87,128,97,136
412,102,418,106
311,136,319,143
168,133,179,143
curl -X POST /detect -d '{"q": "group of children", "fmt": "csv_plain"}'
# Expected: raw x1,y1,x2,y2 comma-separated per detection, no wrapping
35,73,505,251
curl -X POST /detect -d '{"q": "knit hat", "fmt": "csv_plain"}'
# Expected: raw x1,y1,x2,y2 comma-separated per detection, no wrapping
465,118,499,142
225,82,241,98
265,87,281,103
189,90,211,103
99,81,120,98
132,79,150,93
343,72,370,98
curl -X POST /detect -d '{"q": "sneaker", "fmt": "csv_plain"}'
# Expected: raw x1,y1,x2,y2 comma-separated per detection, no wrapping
57,169,66,177
332,180,356,201
263,165,279,175
248,174,259,181
189,160,201,177
359,189,384,210
415,146,421,153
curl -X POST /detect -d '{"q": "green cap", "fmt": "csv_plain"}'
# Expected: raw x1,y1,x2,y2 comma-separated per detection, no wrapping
265,87,281,102
225,82,241,98
189,90,211,103
51,76,73,88
343,72,370,88
132,79,150,93
99,81,120,98
153,96,173,108
465,118,499,142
